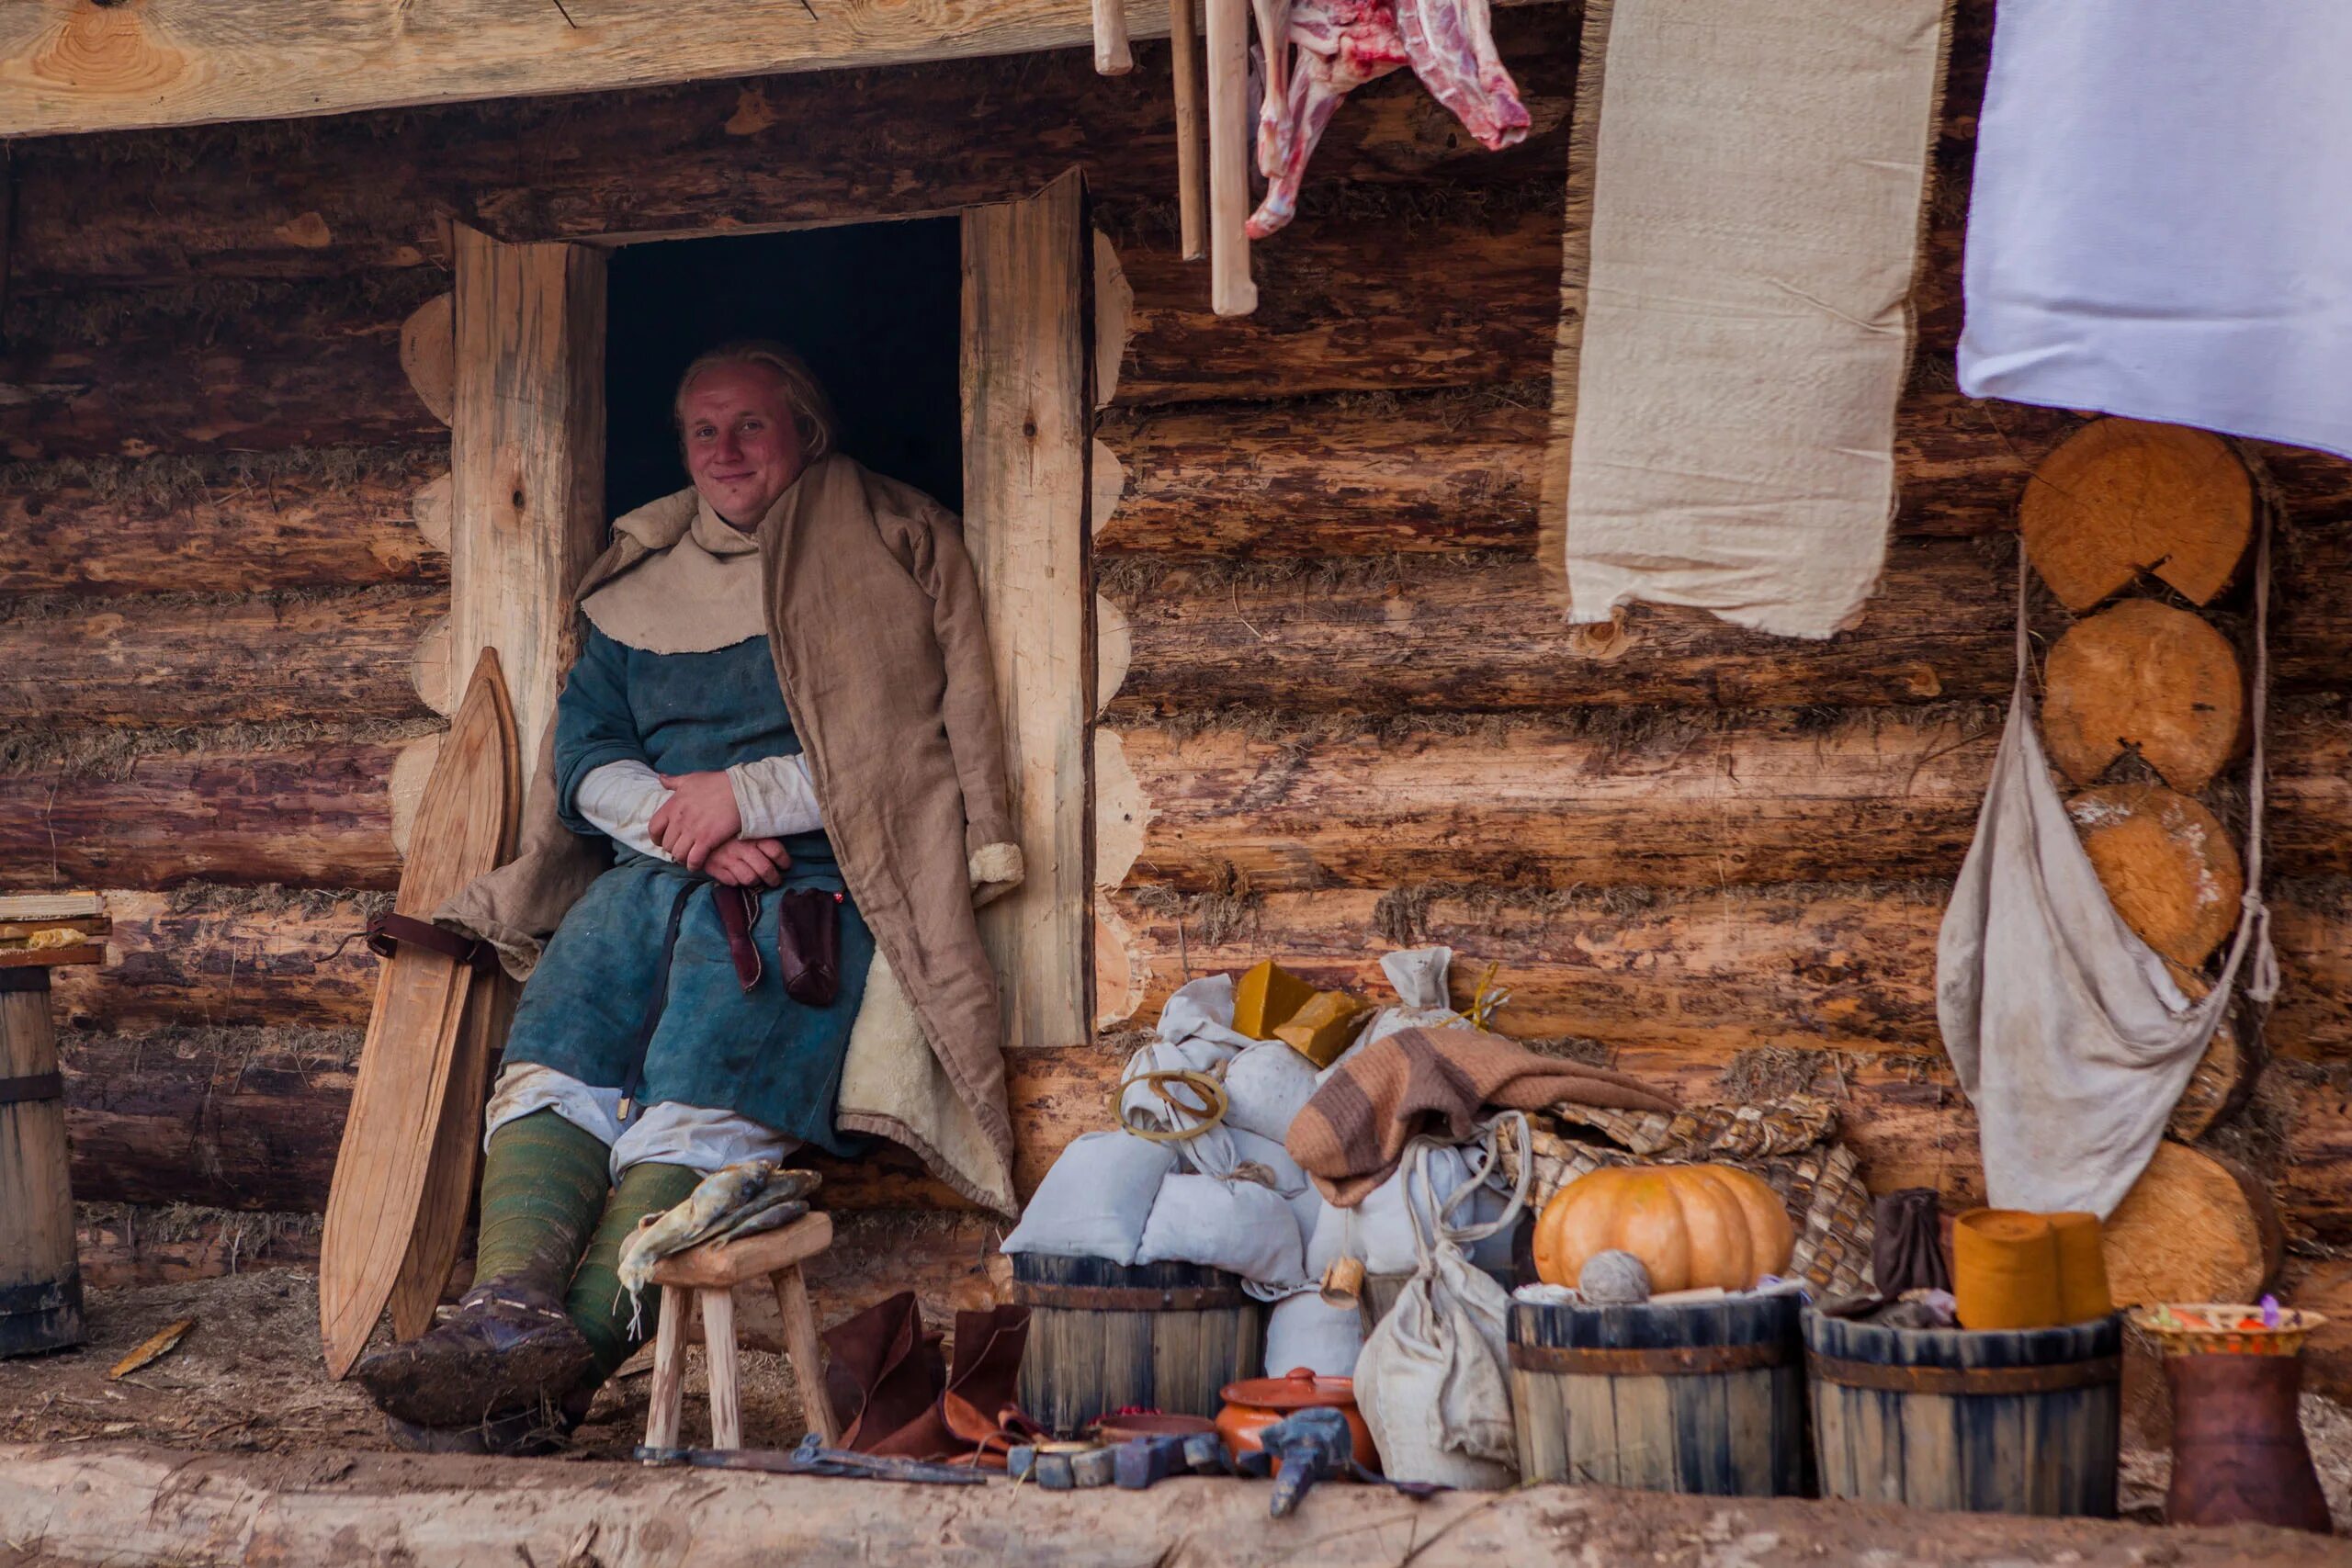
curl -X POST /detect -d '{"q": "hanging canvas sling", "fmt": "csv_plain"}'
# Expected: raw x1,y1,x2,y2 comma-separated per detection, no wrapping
1936,526,2278,1218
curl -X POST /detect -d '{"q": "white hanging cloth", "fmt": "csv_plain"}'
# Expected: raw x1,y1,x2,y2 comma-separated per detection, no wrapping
1959,1,2352,459
1936,536,2278,1218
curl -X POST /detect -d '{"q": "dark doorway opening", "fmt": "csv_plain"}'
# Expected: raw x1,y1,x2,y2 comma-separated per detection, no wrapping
604,219,964,523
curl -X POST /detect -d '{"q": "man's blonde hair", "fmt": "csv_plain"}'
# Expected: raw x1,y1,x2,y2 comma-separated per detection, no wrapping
673,340,839,461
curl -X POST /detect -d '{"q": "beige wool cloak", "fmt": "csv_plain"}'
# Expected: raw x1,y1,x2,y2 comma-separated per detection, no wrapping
437,455,1025,1214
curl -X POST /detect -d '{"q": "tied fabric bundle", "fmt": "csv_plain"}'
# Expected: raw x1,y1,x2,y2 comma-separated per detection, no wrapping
1286,1027,1675,1206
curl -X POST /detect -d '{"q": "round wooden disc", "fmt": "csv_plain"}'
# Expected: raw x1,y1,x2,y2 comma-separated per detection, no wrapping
2103,1141,2272,1308
2042,599,2244,791
2021,419,2253,611
2160,964,2249,1144
2068,784,2244,967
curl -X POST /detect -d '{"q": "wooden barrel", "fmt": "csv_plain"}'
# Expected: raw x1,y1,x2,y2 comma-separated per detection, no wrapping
1,969,83,1357
1509,1294,1808,1495
1010,1255,1262,1435
1804,1308,2122,1516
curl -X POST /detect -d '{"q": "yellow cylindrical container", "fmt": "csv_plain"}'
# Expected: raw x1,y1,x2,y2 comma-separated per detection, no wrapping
2046,1212,2113,1325
1952,1209,2063,1331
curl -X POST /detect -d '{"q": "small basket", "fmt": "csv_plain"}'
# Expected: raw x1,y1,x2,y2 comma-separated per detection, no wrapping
2128,1303,2325,1357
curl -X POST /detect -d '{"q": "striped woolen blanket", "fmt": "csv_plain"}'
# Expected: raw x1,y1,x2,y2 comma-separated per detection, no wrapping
1286,1027,1678,1207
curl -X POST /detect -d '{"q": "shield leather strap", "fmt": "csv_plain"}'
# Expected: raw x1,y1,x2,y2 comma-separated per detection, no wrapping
1012,1280,1247,1312
0,1071,62,1106
1808,1352,2120,1396
366,910,498,972
1509,1340,1791,1376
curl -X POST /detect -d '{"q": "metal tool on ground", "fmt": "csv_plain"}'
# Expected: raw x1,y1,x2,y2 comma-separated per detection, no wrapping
1008,1440,1111,1489
1237,1407,1352,1517
1113,1431,1232,1489
634,1433,984,1485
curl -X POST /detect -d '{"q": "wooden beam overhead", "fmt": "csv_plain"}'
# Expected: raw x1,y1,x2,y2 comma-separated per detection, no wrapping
0,0,1176,140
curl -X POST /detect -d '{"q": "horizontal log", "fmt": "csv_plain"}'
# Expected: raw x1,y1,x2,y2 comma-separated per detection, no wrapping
51,891,382,1032
1109,714,1999,893
0,735,415,894
0,451,447,595
1095,884,2352,1063
74,1204,322,1291
0,586,445,728
1107,541,2010,714
8,16,1576,289
1108,531,2352,716
0,284,445,460
1112,705,2352,893
2278,1066,2352,1245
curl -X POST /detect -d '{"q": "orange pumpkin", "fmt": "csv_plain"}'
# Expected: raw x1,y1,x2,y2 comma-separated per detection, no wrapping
1532,1165,1796,1294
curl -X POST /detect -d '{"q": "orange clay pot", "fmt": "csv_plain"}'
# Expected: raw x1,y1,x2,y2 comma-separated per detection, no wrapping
1532,1164,1795,1294
1216,1367,1380,1472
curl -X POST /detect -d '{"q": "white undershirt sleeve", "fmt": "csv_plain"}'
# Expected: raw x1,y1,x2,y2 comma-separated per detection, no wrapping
574,759,675,862
728,753,825,839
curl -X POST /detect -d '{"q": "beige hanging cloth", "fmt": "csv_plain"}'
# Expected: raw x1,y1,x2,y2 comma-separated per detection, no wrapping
1936,539,2278,1219
1543,0,1952,639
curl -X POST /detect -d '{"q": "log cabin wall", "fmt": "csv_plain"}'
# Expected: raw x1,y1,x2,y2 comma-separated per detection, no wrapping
3,1,2348,1309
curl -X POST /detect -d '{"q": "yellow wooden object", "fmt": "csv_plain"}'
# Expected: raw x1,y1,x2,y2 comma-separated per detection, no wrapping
1951,1210,2064,1331
1233,960,1317,1041
1532,1165,1795,1294
1271,990,1369,1066
2048,1211,2113,1325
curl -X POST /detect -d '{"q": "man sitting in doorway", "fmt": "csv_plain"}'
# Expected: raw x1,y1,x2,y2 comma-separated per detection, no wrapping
356,343,1023,1451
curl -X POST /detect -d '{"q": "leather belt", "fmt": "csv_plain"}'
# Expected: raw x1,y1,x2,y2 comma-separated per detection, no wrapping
0,1071,62,1107
366,911,498,972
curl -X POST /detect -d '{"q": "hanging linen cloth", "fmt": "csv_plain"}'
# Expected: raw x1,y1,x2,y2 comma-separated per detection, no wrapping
1936,536,2278,1218
1959,2,2352,459
1542,0,1954,639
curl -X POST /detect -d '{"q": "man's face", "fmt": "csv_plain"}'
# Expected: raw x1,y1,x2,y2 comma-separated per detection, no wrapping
682,361,808,527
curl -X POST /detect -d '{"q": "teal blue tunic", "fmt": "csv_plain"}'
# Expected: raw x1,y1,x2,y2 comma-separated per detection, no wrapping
499,626,874,1154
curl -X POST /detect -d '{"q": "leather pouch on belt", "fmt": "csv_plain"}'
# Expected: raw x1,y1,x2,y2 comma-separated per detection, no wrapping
775,888,842,1008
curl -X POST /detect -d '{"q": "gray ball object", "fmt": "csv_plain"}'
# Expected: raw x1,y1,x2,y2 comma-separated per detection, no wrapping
1578,1249,1652,1304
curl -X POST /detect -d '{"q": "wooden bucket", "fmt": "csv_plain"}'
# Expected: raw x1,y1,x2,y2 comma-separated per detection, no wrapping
1010,1255,1262,1435
1509,1294,1808,1495
0,970,83,1358
1804,1307,2122,1516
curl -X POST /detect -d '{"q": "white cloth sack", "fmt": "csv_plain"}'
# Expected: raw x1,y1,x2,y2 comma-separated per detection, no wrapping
1938,575,2278,1217
1307,1145,1476,1278
1354,1122,1532,1489
1265,1293,1363,1379
1545,0,1953,639
1136,1173,1308,1291
1959,3,2352,459
1001,1133,1178,1265
1222,1042,1321,1143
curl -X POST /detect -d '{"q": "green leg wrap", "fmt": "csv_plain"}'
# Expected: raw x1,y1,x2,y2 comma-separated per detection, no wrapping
469,1109,611,1296
567,1160,702,1380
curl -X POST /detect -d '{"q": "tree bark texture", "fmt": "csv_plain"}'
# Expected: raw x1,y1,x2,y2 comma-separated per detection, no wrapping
0,283,447,460
0,737,413,893
0,587,445,728
0,452,447,596
48,892,382,1033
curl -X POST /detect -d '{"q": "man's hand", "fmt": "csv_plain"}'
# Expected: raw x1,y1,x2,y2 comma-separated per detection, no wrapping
650,770,743,871
705,837,792,888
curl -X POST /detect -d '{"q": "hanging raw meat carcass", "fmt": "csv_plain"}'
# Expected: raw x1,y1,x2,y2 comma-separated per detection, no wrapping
1247,0,1531,239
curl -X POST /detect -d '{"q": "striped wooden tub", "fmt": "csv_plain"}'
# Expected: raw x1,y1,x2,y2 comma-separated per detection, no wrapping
1804,1308,2122,1516
1509,1294,1808,1495
1010,1255,1262,1436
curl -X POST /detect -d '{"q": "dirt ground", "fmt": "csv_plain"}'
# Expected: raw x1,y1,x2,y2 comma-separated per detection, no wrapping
0,1268,813,1460
4,1268,2349,1540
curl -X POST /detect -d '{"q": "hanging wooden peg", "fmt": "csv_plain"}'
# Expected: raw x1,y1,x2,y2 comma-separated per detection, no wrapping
1204,0,1257,315
1170,0,1206,260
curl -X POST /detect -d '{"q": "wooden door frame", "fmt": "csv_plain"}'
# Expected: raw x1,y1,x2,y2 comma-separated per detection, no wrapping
441,173,1096,1054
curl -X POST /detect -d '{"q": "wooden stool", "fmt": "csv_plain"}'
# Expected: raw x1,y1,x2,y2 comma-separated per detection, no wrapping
0,893,107,1359
642,1210,837,1451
